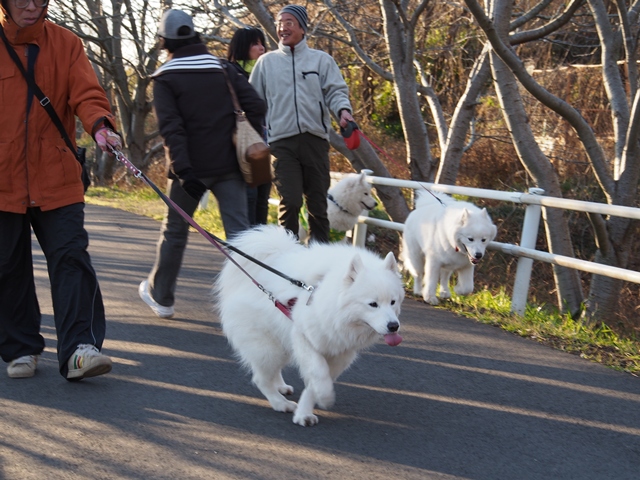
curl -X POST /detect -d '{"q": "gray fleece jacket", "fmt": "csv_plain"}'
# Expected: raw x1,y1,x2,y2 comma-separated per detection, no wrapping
249,38,352,143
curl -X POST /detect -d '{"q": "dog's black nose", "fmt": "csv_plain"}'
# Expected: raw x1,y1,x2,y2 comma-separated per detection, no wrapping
475,252,483,259
387,321,399,332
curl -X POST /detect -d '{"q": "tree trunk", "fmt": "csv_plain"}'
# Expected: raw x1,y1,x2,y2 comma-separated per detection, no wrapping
436,48,492,185
329,130,410,223
380,0,435,181
489,0,584,316
584,215,638,324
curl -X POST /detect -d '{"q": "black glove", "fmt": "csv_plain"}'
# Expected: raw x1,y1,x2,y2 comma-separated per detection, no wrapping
177,170,207,200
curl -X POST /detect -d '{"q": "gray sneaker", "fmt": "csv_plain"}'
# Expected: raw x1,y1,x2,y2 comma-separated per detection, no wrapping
7,355,38,379
138,280,174,318
66,344,112,380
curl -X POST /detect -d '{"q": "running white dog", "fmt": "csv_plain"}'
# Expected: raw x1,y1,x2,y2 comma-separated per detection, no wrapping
215,225,403,427
402,192,497,305
327,172,377,231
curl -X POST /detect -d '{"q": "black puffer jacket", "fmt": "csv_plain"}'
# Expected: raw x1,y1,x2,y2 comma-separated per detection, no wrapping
152,44,266,178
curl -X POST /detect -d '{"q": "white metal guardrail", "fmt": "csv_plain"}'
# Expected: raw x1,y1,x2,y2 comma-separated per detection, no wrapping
329,171,640,316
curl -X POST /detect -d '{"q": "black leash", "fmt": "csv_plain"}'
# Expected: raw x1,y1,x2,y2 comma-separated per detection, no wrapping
109,147,314,318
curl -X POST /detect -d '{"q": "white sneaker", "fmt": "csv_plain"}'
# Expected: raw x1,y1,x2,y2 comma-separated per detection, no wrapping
138,280,174,318
66,344,112,380
7,355,38,379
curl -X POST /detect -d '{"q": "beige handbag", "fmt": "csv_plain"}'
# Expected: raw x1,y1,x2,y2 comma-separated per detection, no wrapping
222,65,272,187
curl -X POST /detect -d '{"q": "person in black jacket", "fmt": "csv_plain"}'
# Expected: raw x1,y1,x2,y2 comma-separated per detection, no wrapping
227,27,271,226
139,9,266,319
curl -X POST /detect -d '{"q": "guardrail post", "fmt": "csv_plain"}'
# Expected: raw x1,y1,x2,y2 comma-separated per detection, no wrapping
511,188,545,315
352,169,373,247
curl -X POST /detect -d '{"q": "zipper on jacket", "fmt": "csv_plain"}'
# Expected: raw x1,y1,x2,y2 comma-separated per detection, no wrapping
291,47,301,134
25,44,35,200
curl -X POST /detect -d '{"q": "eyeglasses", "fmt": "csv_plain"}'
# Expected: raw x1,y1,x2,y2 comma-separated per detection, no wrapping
14,0,48,8
276,20,297,29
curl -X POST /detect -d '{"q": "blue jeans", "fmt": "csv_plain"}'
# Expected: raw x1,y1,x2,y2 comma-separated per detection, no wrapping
148,172,249,307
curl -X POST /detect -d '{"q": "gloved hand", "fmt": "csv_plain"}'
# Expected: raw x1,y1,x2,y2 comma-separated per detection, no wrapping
178,170,207,200
95,127,123,152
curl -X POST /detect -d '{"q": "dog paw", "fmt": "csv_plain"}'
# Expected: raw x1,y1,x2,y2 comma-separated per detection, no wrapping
278,384,294,396
293,411,319,427
439,290,452,299
454,286,473,296
422,294,439,305
271,398,297,413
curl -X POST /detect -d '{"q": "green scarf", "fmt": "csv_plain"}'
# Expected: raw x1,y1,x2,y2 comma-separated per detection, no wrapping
238,59,257,75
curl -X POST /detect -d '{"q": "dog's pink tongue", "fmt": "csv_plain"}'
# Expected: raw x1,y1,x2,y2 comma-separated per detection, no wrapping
384,333,403,346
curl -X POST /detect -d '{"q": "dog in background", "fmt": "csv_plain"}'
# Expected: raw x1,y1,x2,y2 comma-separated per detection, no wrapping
215,225,403,427
299,172,377,242
401,191,497,305
327,172,377,231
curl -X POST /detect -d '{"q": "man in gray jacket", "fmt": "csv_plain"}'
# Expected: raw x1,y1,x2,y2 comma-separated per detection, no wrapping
250,5,355,243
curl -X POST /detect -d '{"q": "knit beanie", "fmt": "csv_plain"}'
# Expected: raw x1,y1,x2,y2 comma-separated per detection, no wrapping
277,5,308,33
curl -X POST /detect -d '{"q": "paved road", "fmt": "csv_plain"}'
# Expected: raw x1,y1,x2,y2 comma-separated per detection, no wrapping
1,204,639,480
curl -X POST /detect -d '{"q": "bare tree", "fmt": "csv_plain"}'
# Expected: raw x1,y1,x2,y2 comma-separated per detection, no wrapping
464,0,640,321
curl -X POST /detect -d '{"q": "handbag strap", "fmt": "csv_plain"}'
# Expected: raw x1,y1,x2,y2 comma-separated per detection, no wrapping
0,25,80,161
220,62,245,116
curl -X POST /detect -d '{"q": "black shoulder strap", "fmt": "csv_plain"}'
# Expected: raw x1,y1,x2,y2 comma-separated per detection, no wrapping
0,25,80,161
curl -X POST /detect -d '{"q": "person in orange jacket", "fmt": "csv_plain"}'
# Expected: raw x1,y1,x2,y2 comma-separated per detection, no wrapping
0,0,122,380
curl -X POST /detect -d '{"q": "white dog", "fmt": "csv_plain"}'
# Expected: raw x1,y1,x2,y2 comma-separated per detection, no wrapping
215,225,404,427
401,191,497,305
299,172,377,242
327,172,378,231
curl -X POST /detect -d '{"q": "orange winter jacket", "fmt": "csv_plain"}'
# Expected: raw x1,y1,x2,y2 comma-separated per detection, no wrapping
0,5,117,213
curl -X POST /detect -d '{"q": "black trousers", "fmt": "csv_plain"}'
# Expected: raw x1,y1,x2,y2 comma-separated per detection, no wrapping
0,203,106,377
270,133,331,243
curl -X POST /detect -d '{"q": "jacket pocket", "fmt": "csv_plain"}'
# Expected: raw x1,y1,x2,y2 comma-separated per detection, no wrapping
40,139,81,191
0,64,18,107
0,141,15,193
318,102,327,133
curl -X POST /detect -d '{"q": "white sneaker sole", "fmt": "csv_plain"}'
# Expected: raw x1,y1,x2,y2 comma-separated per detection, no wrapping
67,357,113,380
138,280,174,318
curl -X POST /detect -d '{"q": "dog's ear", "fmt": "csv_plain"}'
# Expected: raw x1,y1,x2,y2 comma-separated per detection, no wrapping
481,208,498,239
345,254,364,285
383,252,398,272
460,208,470,225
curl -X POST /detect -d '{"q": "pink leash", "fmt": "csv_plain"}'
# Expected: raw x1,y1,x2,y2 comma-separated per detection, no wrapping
109,147,313,319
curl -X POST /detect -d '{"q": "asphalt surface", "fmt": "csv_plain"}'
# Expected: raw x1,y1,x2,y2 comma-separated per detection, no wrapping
1,204,639,480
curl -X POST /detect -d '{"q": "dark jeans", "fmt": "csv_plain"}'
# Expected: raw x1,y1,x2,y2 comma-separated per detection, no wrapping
0,203,106,377
247,182,272,225
148,172,250,307
270,133,330,243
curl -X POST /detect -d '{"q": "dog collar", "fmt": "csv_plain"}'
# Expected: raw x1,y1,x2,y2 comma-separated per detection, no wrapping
327,193,353,215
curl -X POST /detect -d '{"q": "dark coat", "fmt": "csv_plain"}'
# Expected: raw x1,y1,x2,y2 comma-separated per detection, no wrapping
153,44,266,179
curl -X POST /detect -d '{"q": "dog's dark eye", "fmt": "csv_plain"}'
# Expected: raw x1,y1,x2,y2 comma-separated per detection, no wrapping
468,237,474,242
369,302,378,308
391,300,396,305
481,238,487,243
364,192,369,196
